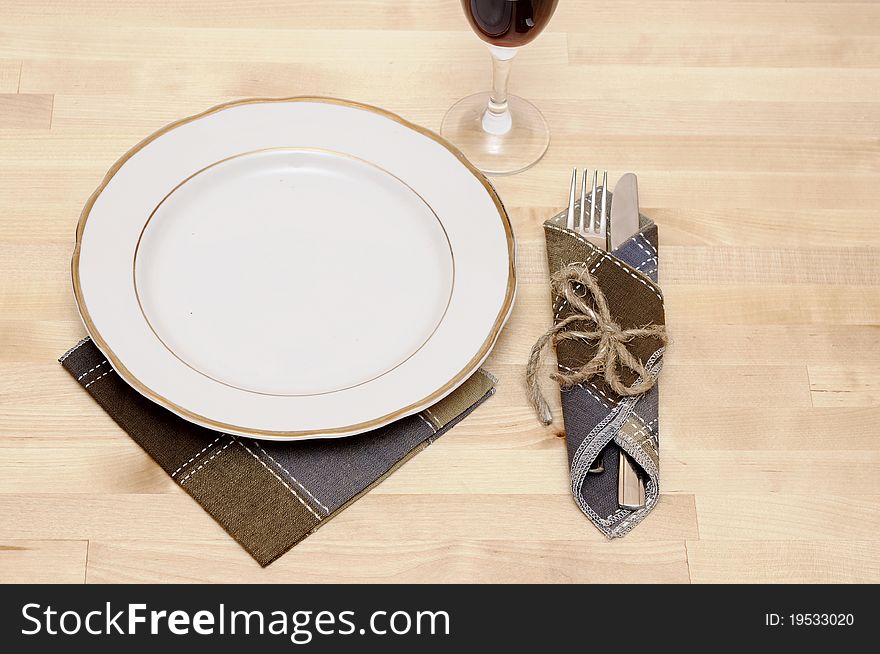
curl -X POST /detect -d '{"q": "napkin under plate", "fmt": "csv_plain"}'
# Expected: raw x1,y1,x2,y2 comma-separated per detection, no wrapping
60,338,495,566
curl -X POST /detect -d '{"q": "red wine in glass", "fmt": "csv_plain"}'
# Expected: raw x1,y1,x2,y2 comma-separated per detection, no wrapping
461,0,560,48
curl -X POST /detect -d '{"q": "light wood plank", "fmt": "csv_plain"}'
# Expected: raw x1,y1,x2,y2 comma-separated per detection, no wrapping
0,27,568,65
86,539,690,583
663,286,880,325
809,367,880,407
0,320,85,362
695,494,880,541
3,1,878,35
0,444,174,494
0,494,699,542
648,208,880,248
0,60,20,92
629,325,880,366
660,247,880,285
664,451,880,495
687,541,880,583
41,96,880,142
569,32,880,67
0,94,52,128
0,540,87,583
664,407,880,452
1,0,468,30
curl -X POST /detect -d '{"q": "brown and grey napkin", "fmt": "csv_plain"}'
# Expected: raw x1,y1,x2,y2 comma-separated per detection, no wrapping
540,203,665,538
60,338,495,566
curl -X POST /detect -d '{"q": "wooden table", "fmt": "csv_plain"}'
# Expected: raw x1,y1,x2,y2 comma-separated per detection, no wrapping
1,1,878,584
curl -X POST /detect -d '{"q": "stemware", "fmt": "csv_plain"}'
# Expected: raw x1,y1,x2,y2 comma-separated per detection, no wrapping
441,0,560,175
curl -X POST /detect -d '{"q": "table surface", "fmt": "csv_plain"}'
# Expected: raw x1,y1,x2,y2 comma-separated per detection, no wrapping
1,0,879,584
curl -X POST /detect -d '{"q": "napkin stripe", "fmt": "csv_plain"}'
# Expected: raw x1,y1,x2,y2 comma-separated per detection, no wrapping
60,338,495,566
250,441,331,514
235,437,325,521
416,413,438,433
170,435,223,478
176,436,235,485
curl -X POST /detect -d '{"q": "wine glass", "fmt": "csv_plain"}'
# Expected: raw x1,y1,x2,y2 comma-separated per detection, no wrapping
441,0,560,176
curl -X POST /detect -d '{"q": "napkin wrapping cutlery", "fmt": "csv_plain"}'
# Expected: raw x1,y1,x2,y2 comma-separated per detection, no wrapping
527,185,666,538
60,337,496,566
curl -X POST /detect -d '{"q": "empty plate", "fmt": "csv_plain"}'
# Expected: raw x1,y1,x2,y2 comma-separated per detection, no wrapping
73,97,515,439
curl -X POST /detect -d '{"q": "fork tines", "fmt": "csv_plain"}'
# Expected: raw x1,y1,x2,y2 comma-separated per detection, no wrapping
566,168,608,250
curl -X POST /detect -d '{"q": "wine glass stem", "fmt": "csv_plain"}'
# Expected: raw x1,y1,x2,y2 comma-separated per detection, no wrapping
482,45,518,136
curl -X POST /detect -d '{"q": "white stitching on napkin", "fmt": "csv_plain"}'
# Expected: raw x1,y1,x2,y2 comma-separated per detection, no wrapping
236,438,323,521
422,407,441,428
581,385,610,409
84,370,111,388
558,364,614,409
636,233,658,258
59,337,91,362
77,360,106,381
178,437,234,484
252,442,330,514
587,381,619,406
589,254,663,302
417,413,437,434
171,435,222,478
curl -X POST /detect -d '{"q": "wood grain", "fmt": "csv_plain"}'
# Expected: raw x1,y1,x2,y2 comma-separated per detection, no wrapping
0,93,52,128
0,540,87,583
86,539,690,584
0,0,877,583
687,541,880,583
0,494,698,542
0,60,21,92
809,367,880,407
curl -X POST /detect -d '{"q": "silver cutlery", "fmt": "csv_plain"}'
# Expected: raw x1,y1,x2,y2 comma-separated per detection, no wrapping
566,168,609,251
609,172,647,510
566,168,608,474
563,169,647,505
610,173,639,251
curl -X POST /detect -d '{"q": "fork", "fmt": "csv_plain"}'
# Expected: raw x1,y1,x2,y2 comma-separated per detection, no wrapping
566,168,609,251
565,168,609,473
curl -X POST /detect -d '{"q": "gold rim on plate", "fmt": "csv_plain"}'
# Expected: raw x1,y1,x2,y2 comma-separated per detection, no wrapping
71,96,516,440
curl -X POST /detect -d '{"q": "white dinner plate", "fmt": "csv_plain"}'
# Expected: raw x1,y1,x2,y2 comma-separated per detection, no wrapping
73,97,515,439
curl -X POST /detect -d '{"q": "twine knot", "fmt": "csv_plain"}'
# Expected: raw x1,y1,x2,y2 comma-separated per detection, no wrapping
526,264,668,425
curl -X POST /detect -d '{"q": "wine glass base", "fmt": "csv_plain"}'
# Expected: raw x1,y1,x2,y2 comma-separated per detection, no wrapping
440,92,550,176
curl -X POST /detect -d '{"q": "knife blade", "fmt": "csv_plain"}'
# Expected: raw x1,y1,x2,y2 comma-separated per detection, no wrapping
610,173,639,250
618,449,646,510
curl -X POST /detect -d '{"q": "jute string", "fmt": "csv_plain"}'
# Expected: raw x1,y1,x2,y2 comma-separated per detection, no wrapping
527,264,668,425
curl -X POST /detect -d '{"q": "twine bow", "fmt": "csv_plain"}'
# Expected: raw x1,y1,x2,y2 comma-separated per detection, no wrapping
527,264,668,425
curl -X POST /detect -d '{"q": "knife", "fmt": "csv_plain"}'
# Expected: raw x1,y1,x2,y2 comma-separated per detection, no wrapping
610,173,647,510
610,173,639,250
618,449,646,509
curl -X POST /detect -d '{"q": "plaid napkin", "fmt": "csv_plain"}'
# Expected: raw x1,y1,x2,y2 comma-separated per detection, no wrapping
60,338,495,566
541,199,665,538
